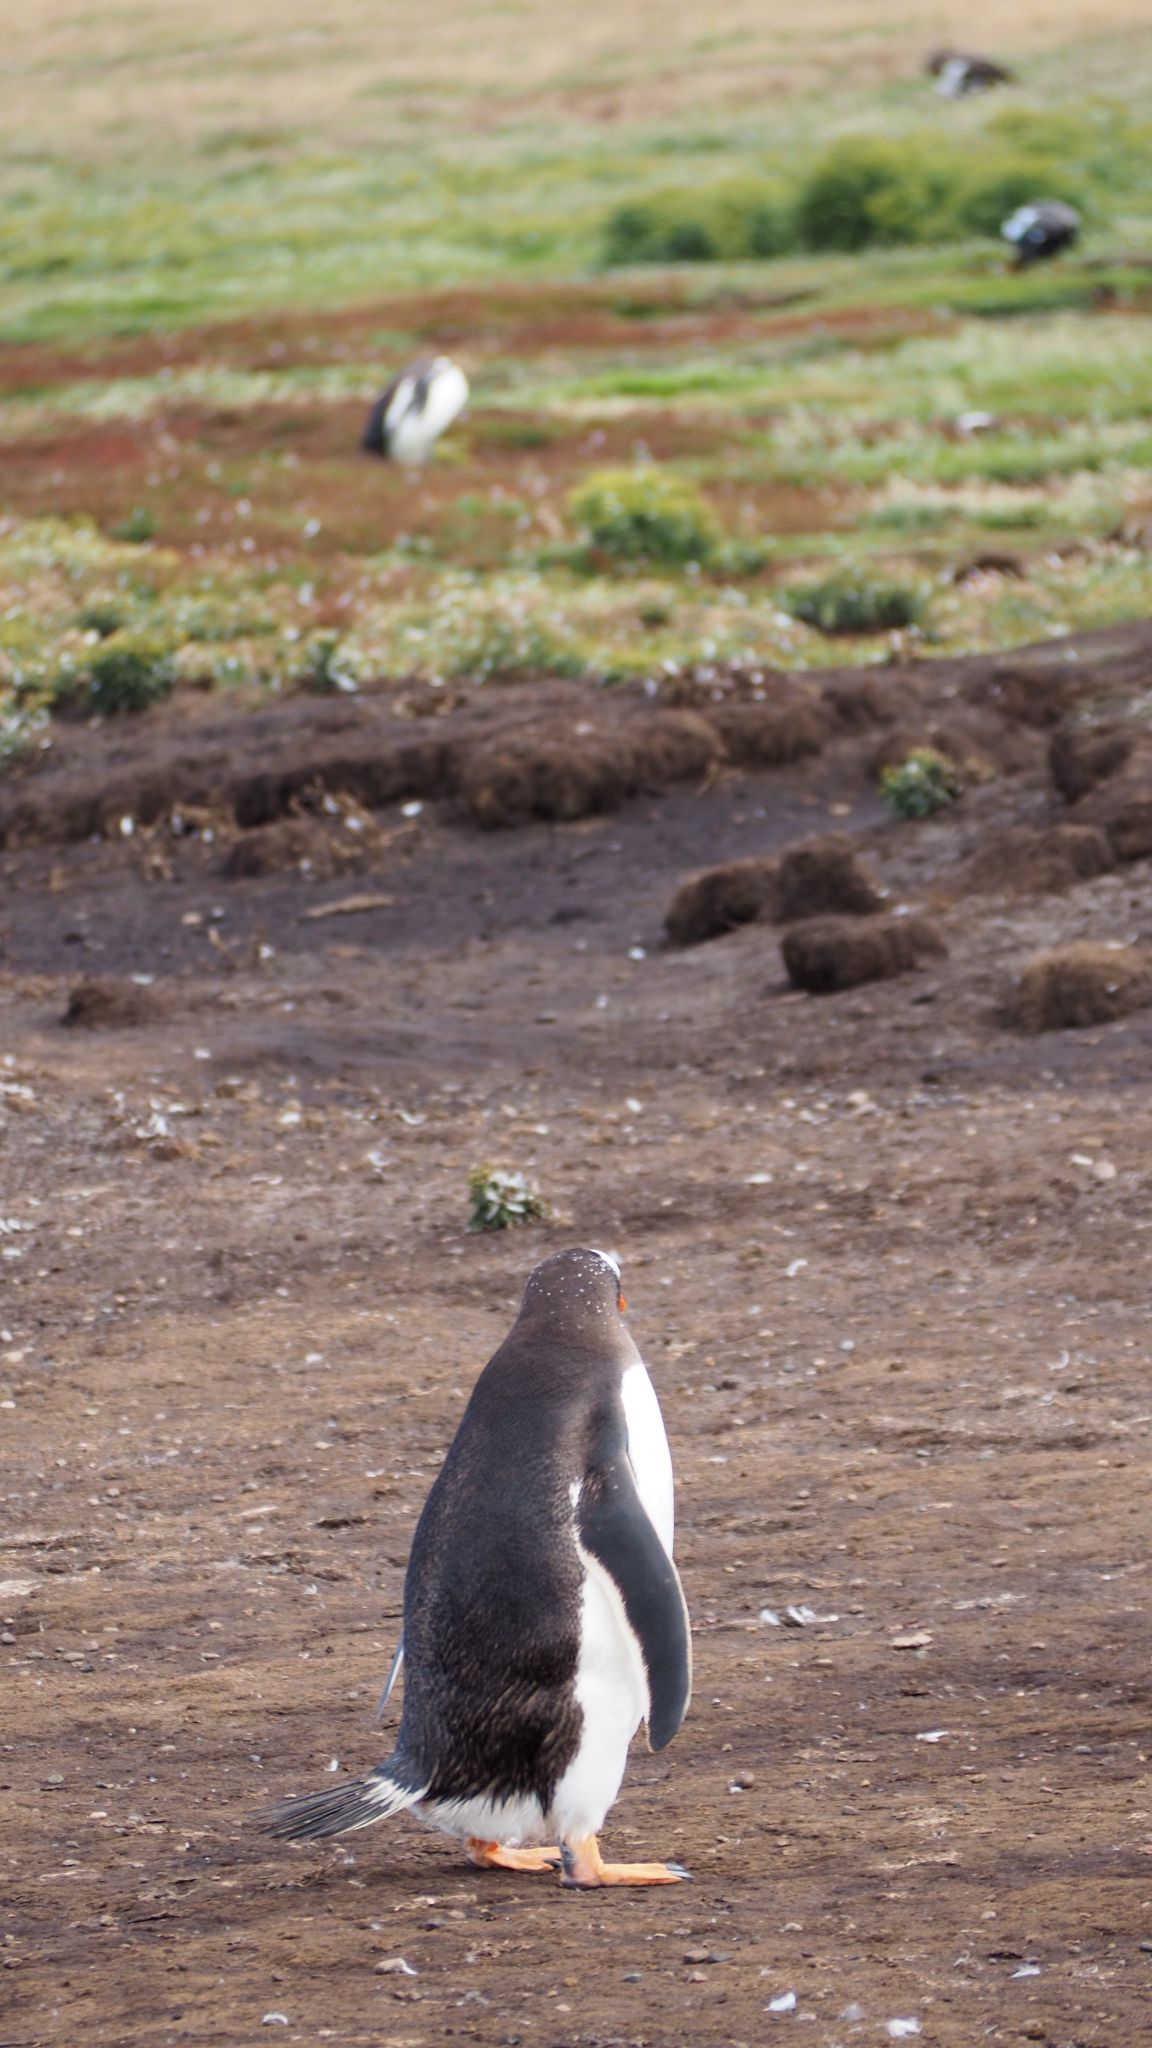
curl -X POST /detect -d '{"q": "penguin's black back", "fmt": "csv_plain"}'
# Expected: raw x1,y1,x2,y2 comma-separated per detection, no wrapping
392,1248,633,1809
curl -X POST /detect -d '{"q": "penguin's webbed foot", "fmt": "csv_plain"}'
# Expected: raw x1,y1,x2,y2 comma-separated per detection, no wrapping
465,1838,562,1873
559,1836,691,1888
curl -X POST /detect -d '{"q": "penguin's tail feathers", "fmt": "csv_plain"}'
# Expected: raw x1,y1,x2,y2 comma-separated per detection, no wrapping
255,1763,426,1842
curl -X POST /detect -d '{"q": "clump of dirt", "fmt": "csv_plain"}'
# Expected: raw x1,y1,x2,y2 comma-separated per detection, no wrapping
664,856,779,945
819,672,912,732
707,689,832,768
953,551,1025,583
1071,773,1152,864
781,913,946,993
773,831,884,922
1050,722,1141,803
60,975,165,1028
222,794,389,879
1012,941,1152,1032
954,821,1114,897
458,711,721,829
962,654,1098,728
663,833,881,946
870,710,1038,782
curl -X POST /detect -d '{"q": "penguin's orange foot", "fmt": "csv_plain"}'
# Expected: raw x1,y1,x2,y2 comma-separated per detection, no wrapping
559,1836,691,1888
465,1838,562,1873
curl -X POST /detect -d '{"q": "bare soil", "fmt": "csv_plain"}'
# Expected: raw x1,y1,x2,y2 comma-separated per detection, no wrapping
4,628,1152,2047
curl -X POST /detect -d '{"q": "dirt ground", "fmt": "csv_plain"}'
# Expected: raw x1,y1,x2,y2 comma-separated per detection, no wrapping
4,637,1152,2048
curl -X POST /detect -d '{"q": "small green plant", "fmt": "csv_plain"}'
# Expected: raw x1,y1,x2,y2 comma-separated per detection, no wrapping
76,598,129,637
293,632,358,693
568,465,719,566
602,177,796,266
880,748,961,819
85,634,175,713
111,507,157,543
467,1163,550,1232
794,131,1087,253
782,576,921,635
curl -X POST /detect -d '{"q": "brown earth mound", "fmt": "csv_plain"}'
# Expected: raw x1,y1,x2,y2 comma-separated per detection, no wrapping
457,710,721,829
1050,723,1141,803
782,912,946,993
60,975,165,1028
4,620,1152,851
870,711,1039,780
664,856,779,946
819,672,914,732
1012,941,1152,1032
961,660,1073,727
956,822,1114,897
773,831,884,922
1071,774,1152,864
707,690,832,768
222,800,388,879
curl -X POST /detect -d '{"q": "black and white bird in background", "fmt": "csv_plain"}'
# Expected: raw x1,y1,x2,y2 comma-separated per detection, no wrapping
257,1247,692,1889
925,47,1015,98
1001,200,1081,266
361,354,469,463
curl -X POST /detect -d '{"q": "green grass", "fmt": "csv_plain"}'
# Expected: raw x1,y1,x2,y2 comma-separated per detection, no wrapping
3,20,1152,755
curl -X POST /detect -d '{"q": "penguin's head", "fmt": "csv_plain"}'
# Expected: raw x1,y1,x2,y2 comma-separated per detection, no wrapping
519,1246,627,1327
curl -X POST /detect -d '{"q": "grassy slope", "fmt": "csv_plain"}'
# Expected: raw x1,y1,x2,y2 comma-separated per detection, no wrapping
3,1,1152,749
4,3,1152,340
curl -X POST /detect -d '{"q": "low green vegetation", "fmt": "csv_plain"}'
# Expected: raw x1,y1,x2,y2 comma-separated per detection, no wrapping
467,1164,550,1232
881,748,963,819
782,575,922,635
3,41,1152,744
81,634,174,714
567,466,720,565
601,104,1152,266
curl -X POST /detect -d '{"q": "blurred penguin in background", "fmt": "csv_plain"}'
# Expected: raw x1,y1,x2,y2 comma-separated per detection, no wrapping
1001,201,1081,266
361,355,469,463
926,48,1014,98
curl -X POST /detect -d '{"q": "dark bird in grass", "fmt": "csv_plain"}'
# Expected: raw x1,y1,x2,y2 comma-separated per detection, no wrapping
925,47,1015,98
1001,201,1081,266
361,354,469,463
256,1248,692,1889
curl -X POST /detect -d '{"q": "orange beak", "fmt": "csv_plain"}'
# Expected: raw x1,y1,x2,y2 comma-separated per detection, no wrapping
618,1289,627,1312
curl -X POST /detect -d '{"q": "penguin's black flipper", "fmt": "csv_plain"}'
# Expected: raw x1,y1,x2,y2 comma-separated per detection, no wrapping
578,1448,691,1751
361,374,402,455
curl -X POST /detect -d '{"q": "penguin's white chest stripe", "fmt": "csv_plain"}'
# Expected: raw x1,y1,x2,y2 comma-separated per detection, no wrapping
620,1361,675,1557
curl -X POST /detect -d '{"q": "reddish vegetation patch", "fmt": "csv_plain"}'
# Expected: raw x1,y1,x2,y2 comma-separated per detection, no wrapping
0,399,841,562
0,284,950,397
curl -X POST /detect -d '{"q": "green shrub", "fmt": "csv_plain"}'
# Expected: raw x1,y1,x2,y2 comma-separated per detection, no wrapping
796,137,949,252
782,575,921,635
85,634,174,713
293,632,358,693
881,748,961,819
568,465,719,565
467,1163,550,1232
602,177,796,266
111,507,156,543
76,599,128,637
795,132,1087,253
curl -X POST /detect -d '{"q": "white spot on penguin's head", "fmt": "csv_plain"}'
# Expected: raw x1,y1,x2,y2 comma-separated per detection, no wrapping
590,1248,620,1279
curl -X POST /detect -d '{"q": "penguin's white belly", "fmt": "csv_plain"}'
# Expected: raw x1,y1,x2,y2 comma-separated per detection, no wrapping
423,1787,546,1848
548,1550,648,1843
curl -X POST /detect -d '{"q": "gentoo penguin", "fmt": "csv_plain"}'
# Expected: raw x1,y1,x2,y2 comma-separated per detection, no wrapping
258,1247,691,1888
360,354,469,463
1001,200,1081,266
925,47,1014,97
